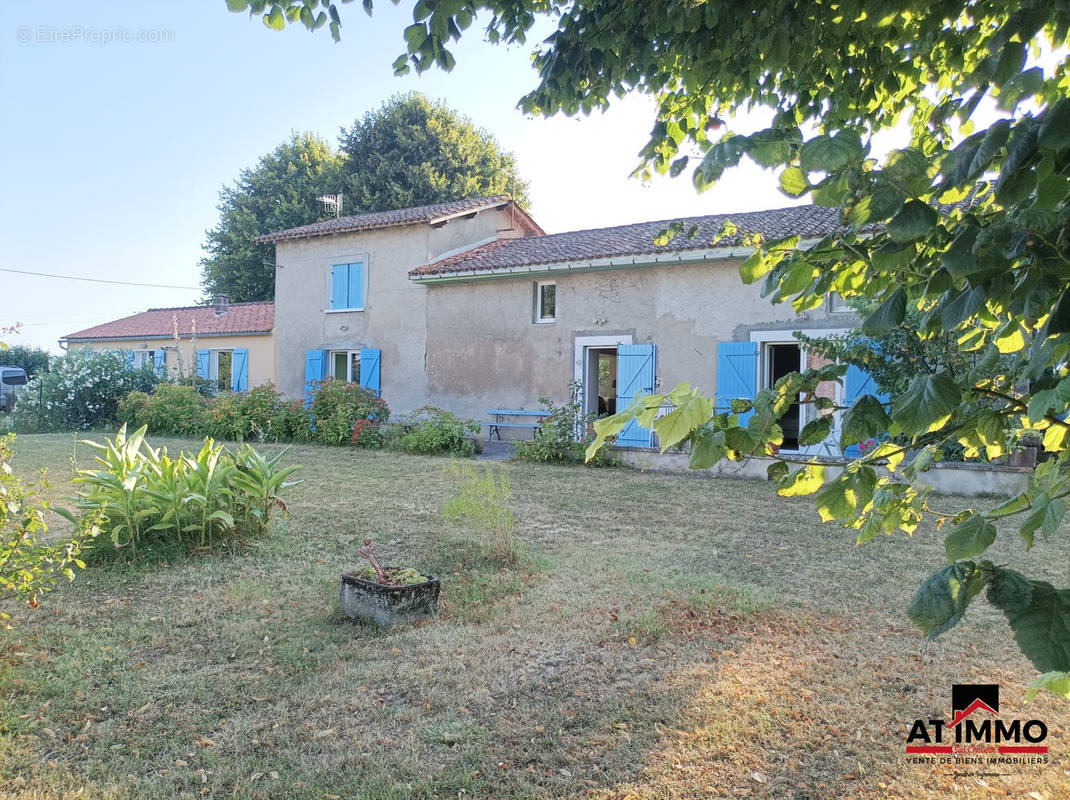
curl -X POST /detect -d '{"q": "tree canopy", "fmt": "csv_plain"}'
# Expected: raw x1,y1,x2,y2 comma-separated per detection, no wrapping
340,92,529,211
201,132,343,303
230,1,1070,695
201,94,528,302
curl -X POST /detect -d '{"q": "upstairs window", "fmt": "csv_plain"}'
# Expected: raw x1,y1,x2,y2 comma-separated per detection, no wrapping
535,281,556,323
330,262,365,311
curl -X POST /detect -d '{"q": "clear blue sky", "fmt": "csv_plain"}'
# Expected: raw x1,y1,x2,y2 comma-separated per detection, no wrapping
1,1,795,353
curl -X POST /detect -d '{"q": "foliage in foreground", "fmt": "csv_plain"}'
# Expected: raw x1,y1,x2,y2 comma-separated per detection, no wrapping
513,381,619,466
0,434,97,621
13,349,159,433
72,425,301,560
243,0,1070,696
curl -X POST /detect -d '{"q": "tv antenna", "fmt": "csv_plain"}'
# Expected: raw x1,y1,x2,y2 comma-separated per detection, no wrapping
317,193,343,217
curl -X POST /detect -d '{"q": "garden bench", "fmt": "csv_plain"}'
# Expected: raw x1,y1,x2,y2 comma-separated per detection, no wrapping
485,409,550,441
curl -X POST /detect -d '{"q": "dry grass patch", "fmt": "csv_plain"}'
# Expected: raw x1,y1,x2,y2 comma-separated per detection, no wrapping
0,434,1067,799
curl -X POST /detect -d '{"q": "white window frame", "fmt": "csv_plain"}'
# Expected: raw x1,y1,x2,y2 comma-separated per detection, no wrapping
324,256,370,313
328,349,362,383
210,348,234,387
534,280,556,324
131,349,154,369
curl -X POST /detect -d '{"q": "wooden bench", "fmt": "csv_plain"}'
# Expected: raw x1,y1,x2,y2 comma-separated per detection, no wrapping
485,409,550,441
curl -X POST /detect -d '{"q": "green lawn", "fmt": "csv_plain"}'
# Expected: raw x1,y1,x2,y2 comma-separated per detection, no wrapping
1,433,1067,799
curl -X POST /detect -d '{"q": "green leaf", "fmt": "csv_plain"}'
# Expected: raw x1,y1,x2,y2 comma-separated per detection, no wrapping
986,567,1033,614
655,392,713,451
967,119,1011,177
1025,671,1070,701
1001,581,1070,672
815,475,856,521
264,6,285,30
944,514,997,561
798,416,832,446
688,427,726,469
1038,98,1070,152
887,200,938,242
840,395,891,449
861,286,906,335
892,374,961,435
777,463,825,497
799,131,863,172
779,166,811,198
908,562,978,638
226,0,248,11
1020,492,1066,548
766,460,789,481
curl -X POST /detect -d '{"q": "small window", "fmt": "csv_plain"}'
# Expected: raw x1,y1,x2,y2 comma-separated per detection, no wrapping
131,350,153,369
330,263,365,311
535,281,556,323
211,350,233,393
329,350,361,382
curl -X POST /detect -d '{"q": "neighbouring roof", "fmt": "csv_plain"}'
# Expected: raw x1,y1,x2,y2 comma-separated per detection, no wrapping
410,204,860,278
61,301,274,342
255,195,543,243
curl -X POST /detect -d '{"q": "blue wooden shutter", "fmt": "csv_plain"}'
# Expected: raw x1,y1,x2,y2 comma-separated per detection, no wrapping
842,363,890,457
231,348,249,393
615,343,656,447
153,349,166,376
359,347,380,397
330,265,347,310
716,342,758,426
348,263,364,309
196,349,210,379
122,351,135,370
304,349,327,403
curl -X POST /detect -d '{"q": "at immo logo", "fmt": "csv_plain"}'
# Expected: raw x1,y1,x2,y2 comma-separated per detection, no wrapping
905,684,1048,755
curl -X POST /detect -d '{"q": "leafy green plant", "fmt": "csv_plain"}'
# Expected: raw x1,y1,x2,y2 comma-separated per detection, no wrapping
387,406,478,456
441,462,521,566
125,383,206,437
514,381,619,466
0,433,98,621
72,425,301,560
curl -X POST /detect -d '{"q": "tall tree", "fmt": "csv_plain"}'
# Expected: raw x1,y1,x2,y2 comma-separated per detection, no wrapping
201,132,344,302
338,92,529,211
234,1,1070,694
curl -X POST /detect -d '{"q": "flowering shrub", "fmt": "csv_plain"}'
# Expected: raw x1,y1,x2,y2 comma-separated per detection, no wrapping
350,417,383,448
122,384,207,437
307,379,389,446
13,349,159,432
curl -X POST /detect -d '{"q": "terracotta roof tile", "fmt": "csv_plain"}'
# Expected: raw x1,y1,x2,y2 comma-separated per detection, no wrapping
411,204,863,277
62,302,274,342
256,195,541,243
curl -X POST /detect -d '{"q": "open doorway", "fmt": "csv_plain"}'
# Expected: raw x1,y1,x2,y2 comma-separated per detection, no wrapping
767,343,802,449
583,347,618,417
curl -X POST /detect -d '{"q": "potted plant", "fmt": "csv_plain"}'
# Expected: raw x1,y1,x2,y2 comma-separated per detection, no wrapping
339,539,440,626
1008,429,1042,469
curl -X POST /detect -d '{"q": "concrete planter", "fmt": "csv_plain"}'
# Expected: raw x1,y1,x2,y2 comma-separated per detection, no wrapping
1008,446,1038,469
339,571,440,626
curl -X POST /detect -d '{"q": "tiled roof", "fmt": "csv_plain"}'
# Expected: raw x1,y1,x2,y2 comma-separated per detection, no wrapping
411,204,860,277
62,302,274,341
256,195,541,243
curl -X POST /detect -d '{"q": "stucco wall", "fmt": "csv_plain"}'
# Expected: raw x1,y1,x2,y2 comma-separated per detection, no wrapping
423,260,857,420
68,334,276,387
273,206,524,412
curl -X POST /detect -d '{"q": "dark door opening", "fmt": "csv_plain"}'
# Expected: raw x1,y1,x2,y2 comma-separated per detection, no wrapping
768,343,801,449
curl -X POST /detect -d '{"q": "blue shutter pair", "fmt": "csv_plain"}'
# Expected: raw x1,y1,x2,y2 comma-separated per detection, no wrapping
153,350,166,376
330,263,364,310
194,349,248,392
304,347,380,404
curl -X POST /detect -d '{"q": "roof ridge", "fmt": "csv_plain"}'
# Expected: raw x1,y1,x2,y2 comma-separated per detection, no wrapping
144,300,274,312
325,194,510,226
